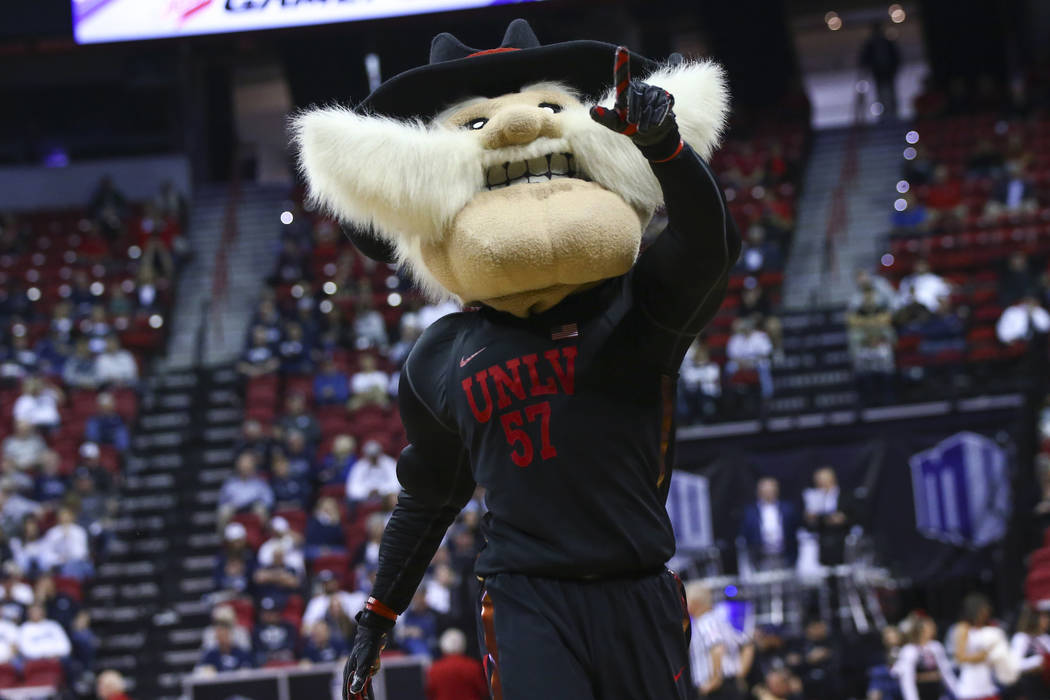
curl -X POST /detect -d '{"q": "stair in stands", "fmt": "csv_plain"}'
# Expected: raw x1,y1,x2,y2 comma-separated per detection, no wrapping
767,308,857,415
86,366,242,700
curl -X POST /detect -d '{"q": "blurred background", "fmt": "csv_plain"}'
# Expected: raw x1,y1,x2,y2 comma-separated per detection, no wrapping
0,0,1049,698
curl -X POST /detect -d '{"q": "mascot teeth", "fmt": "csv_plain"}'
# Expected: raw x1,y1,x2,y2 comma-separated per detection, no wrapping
485,152,582,190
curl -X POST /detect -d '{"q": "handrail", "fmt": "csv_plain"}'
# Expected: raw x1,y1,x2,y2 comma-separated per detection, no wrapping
205,153,244,358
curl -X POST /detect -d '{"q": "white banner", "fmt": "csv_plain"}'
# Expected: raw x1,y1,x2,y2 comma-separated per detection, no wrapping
73,0,547,44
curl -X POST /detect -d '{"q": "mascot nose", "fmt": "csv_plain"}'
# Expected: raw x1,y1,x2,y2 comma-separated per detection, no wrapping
485,107,555,148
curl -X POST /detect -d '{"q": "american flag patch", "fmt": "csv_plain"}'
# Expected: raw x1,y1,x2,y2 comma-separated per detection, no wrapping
550,323,578,340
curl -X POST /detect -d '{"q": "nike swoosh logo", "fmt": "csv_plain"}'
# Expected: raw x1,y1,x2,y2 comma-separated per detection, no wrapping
674,665,686,682
459,347,487,368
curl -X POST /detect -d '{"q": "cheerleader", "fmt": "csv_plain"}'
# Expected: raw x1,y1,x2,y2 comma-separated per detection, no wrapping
953,593,1021,700
893,612,957,700
1008,604,1050,700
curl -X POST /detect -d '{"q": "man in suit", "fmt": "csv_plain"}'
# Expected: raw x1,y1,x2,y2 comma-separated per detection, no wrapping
740,478,799,571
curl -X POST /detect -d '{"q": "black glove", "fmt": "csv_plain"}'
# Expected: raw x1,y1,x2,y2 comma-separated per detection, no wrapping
590,46,683,162
342,611,391,700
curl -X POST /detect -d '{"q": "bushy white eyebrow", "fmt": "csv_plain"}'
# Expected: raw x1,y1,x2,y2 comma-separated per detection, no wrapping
432,82,583,125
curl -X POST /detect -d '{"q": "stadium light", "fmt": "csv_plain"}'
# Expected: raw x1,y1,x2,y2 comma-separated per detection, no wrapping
388,292,403,307
894,198,907,211
897,180,910,193
889,4,906,22
149,315,163,328
881,253,895,267
905,130,919,144
280,211,294,225
903,147,917,160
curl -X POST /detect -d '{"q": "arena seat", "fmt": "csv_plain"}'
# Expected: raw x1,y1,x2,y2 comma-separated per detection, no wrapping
21,659,63,687
0,665,18,689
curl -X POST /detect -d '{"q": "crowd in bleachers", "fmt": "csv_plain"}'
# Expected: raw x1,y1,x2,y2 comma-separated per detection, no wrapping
842,79,1050,405
0,177,183,692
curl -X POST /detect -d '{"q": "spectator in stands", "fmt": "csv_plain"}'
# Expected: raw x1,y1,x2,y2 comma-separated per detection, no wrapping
75,443,114,496
398,590,439,659
88,175,126,220
739,285,773,320
107,282,134,319
278,321,315,374
199,620,254,672
313,354,350,405
316,434,356,486
11,517,52,578
252,546,302,609
0,457,32,496
1000,252,1037,306
0,563,32,625
997,294,1050,344
349,354,391,410
62,337,100,389
270,452,310,511
846,289,897,405
426,628,488,700
0,479,41,536
915,297,966,360
859,22,900,118
302,618,349,664
0,616,17,664
987,159,1038,215
754,668,802,700
726,317,774,399
201,604,252,652
897,259,951,317
218,452,274,528
233,419,273,465
0,334,39,379
94,335,138,387
2,420,46,472
301,569,364,638
740,477,800,571
258,516,305,575
17,603,71,661
136,266,159,311
40,505,92,579
84,392,130,452
252,597,298,666
251,298,283,344
271,238,309,285
849,269,897,312
282,429,314,482
214,522,255,597
84,305,112,355
804,467,855,566
33,451,67,507
797,618,839,699
353,296,388,350
137,202,176,280
277,393,320,447
13,376,63,431
237,326,280,377
33,329,70,378
678,340,722,423
35,574,79,632
346,440,399,508
304,497,346,561
417,298,460,329
96,669,132,700
361,512,387,569
890,193,929,230
390,314,424,368
737,224,782,273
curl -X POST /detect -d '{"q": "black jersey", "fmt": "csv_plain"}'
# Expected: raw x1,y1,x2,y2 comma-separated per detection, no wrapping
369,145,740,614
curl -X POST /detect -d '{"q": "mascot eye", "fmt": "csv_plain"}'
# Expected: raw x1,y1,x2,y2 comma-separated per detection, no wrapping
464,117,489,130
539,102,562,113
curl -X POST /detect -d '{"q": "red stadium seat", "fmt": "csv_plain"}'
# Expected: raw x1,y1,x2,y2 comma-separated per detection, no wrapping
21,659,63,687
231,513,265,549
53,576,82,603
227,598,255,631
274,509,307,535
0,664,17,689
311,552,350,580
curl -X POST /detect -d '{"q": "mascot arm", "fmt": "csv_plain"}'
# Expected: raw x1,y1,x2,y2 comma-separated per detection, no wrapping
360,366,474,627
634,145,741,336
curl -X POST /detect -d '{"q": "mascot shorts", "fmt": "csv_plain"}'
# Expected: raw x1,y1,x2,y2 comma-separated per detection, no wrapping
476,569,694,700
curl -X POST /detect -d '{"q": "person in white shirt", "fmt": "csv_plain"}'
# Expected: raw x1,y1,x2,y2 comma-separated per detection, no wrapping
18,604,71,660
12,377,62,430
678,340,722,423
892,611,957,700
417,299,460,329
257,516,305,575
94,334,139,386
0,618,18,664
1009,604,1050,698
39,506,92,579
686,581,753,698
352,297,389,349
349,354,390,410
726,318,774,398
2,421,46,471
898,259,952,314
345,440,399,506
997,295,1050,344
301,570,366,634
952,593,1020,699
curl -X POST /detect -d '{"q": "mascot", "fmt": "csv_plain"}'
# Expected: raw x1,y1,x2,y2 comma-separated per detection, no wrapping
294,19,739,700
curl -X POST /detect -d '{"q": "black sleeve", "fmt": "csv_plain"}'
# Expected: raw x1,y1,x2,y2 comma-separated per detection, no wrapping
366,344,474,618
632,144,741,341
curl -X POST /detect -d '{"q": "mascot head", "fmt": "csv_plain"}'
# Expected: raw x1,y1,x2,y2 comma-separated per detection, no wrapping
294,19,728,317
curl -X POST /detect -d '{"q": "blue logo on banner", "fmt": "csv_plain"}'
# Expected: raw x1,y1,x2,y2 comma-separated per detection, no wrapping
909,432,1010,547
665,472,713,552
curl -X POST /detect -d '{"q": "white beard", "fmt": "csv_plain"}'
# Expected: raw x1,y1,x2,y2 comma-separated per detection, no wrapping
292,59,728,301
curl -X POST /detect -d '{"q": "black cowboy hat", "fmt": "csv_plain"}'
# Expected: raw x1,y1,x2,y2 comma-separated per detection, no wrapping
343,19,658,263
